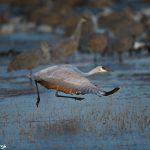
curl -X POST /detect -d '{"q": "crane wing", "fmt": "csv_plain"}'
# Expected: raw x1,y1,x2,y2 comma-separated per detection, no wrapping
33,65,99,95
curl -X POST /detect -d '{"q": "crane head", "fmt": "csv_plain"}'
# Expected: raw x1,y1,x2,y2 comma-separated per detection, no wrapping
95,66,110,73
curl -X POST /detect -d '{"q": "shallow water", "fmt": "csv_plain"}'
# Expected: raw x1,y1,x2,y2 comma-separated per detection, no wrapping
0,40,150,150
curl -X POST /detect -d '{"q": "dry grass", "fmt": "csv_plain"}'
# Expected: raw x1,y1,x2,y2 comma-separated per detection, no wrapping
41,118,79,135
28,99,149,139
19,123,35,143
8,98,149,143
78,100,150,137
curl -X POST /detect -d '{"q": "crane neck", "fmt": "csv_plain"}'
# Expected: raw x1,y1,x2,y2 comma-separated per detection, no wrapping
91,14,98,32
81,68,99,77
71,19,84,43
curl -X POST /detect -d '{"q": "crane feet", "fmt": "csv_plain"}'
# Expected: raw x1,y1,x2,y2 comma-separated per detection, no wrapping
74,97,84,101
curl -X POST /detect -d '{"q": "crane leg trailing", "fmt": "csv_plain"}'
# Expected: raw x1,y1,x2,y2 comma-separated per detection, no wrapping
98,87,120,97
55,91,84,101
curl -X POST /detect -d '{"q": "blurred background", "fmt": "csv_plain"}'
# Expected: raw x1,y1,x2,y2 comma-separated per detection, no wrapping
0,0,150,150
0,0,150,54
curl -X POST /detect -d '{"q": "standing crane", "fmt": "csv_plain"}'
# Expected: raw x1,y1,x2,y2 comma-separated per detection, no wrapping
7,41,50,73
51,17,86,62
28,64,120,107
79,12,108,66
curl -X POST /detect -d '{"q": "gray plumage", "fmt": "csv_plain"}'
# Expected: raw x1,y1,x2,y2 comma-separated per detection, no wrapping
30,64,119,96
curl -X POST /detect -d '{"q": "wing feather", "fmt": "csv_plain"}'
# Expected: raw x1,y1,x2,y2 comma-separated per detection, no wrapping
33,65,99,95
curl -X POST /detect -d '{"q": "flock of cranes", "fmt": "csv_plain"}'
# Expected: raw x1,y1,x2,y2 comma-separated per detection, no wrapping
6,17,122,107
7,11,150,106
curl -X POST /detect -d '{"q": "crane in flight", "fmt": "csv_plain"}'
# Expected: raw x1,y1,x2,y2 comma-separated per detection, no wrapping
28,64,120,107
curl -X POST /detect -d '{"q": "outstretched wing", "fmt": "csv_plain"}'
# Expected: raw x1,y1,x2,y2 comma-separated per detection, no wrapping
33,65,99,95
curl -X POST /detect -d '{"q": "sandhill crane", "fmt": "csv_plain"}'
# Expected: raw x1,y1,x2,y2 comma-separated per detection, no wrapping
88,32,108,65
7,41,50,73
111,33,134,63
28,64,120,107
79,12,108,66
97,9,144,38
51,17,86,62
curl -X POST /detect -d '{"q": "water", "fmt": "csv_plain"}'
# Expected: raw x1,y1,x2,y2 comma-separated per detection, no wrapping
0,37,150,150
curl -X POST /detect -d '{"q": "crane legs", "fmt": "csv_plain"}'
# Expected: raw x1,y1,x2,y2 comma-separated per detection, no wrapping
55,91,84,101
35,81,40,107
34,82,84,107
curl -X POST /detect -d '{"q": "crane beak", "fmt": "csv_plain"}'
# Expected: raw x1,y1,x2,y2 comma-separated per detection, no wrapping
102,66,110,72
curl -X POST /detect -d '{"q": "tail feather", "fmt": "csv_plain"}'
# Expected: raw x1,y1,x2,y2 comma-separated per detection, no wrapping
97,87,120,97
